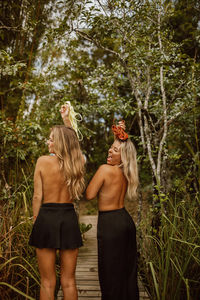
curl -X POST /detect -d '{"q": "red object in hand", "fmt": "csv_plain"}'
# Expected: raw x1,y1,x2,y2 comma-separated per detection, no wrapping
112,124,128,141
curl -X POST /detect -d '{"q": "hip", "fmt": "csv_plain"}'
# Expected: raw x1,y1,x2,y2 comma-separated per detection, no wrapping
35,202,77,224
97,207,136,236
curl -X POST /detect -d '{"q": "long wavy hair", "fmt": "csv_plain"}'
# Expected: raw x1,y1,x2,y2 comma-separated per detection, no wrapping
51,125,85,200
119,139,139,199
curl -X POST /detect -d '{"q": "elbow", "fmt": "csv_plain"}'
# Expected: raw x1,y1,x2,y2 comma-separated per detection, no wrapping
85,190,95,201
32,194,42,204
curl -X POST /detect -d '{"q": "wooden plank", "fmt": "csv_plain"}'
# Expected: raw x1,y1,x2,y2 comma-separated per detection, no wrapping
78,290,101,296
77,286,100,290
75,216,100,299
77,281,100,286
78,296,101,300
57,215,150,300
76,276,99,281
76,270,98,274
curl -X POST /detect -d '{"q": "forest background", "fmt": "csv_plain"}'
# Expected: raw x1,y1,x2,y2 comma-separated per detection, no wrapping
0,0,200,299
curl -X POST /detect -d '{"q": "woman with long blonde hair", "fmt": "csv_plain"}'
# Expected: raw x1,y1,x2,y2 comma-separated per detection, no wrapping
29,106,85,300
86,121,139,300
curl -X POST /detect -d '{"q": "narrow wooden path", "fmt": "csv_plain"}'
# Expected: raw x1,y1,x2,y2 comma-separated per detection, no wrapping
76,216,101,299
57,215,150,300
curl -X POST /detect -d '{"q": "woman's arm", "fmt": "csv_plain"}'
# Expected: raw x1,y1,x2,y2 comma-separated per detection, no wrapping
32,158,43,222
86,165,106,200
60,104,72,127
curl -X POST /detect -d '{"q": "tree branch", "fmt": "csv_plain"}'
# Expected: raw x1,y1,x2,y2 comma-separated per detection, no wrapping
158,106,194,137
157,10,168,184
144,116,157,179
0,21,22,31
75,29,123,61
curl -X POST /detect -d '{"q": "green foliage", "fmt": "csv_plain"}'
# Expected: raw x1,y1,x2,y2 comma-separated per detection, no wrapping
79,222,92,234
79,222,93,242
138,137,200,299
0,180,40,299
85,198,98,215
138,192,200,300
0,113,44,203
167,0,200,59
0,0,200,298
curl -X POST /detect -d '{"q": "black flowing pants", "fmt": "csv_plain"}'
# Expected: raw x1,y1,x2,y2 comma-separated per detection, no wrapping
97,207,139,300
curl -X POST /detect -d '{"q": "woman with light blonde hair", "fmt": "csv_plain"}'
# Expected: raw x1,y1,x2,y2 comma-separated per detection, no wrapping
29,106,85,300
86,121,139,300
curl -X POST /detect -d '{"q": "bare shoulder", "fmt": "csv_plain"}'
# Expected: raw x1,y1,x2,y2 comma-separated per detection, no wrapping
98,164,110,171
101,164,123,176
36,155,56,166
98,164,115,174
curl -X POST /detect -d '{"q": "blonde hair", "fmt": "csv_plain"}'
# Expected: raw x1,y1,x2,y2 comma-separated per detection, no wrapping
51,125,85,200
120,139,139,199
65,101,83,140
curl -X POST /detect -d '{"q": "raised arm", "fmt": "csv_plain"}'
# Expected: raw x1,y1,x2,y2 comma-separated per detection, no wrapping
60,104,72,127
86,165,106,200
32,158,43,222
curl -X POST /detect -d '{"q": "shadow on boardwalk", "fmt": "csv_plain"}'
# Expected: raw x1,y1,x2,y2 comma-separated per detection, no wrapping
57,215,150,300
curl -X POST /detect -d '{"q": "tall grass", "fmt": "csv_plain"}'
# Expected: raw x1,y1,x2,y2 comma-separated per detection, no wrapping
138,191,200,300
0,174,40,299
138,127,200,300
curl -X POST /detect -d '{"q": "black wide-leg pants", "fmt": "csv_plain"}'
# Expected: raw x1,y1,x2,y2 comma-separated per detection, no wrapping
97,207,139,300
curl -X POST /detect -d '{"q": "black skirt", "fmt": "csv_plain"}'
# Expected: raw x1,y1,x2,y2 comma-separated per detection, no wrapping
97,207,139,300
29,203,83,249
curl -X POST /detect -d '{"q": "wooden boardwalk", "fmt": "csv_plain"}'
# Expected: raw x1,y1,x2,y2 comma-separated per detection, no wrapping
76,215,101,299
57,215,150,300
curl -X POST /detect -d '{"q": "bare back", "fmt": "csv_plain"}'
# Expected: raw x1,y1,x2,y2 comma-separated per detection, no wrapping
86,164,127,211
35,155,71,204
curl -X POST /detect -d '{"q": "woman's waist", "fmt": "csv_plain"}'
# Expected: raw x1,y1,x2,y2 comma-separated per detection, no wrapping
98,196,125,211
41,202,74,209
98,206,125,214
43,189,71,203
